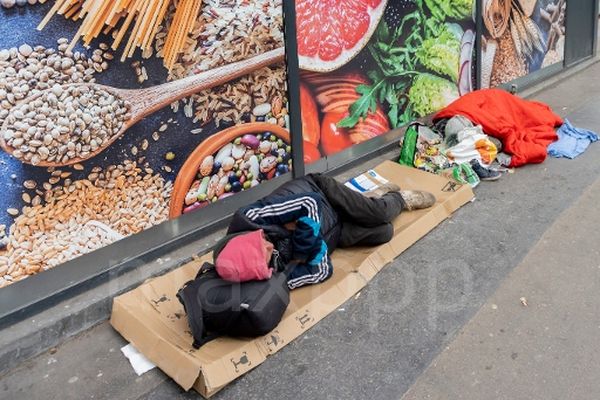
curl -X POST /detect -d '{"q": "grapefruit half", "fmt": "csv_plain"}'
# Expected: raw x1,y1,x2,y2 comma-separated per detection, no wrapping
296,0,388,72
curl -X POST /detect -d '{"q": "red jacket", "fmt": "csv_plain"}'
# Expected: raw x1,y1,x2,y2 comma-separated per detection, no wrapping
434,89,563,167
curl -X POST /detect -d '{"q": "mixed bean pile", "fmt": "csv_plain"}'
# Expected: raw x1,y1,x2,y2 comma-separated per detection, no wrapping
183,131,291,214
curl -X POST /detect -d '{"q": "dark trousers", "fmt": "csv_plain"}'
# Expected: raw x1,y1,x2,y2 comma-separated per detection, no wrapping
310,174,404,248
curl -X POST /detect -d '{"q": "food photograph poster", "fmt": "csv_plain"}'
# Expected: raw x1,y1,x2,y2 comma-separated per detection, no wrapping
481,0,566,88
0,0,290,287
295,0,476,162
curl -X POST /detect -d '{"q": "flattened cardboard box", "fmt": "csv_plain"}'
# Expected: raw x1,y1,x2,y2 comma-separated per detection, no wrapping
110,161,474,397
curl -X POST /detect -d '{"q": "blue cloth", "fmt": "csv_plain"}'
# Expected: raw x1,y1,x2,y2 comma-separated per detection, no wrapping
548,119,599,159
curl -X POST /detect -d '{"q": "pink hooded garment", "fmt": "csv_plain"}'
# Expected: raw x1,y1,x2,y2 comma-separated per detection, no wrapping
215,229,274,282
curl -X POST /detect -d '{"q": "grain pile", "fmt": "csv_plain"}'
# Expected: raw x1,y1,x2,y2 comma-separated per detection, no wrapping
541,35,564,68
0,161,172,288
155,0,287,126
490,29,527,87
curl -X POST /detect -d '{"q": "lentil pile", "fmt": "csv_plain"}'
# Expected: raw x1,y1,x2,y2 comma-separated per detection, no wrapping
183,130,291,214
3,84,131,165
155,0,288,126
0,161,172,288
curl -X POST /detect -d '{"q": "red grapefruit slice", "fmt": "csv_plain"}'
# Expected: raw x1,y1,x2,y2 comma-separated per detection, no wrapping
296,0,388,72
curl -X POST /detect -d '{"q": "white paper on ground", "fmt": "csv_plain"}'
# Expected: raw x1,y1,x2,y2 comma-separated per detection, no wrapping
121,343,157,376
366,169,389,185
344,169,389,193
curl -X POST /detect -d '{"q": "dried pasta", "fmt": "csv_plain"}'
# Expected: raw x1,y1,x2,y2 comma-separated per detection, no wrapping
37,0,203,71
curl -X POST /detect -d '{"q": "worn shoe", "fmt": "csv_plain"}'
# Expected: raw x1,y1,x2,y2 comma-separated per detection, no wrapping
400,190,436,211
363,182,401,198
470,159,501,181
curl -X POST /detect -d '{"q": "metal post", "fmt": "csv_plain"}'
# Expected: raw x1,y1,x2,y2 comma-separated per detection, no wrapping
475,0,483,90
282,0,305,178
593,0,599,57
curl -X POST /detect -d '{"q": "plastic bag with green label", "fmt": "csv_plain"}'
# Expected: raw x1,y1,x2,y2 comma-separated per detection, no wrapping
442,163,480,188
445,125,498,166
398,124,418,166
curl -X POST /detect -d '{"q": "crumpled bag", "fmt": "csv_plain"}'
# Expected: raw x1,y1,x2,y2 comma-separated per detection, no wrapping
413,125,452,173
445,125,498,166
441,163,480,188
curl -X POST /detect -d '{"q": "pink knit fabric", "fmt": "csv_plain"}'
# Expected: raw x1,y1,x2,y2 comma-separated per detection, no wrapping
215,230,273,282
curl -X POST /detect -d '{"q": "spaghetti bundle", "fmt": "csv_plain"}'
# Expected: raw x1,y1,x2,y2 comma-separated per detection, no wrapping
37,0,203,71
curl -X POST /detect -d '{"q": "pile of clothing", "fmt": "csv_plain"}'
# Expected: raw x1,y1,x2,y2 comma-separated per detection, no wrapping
399,89,598,184
399,117,504,186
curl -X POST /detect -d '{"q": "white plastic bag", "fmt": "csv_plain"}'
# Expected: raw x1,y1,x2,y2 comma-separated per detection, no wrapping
445,125,498,166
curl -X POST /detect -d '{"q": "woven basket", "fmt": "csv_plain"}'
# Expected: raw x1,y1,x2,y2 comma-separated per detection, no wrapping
483,0,512,39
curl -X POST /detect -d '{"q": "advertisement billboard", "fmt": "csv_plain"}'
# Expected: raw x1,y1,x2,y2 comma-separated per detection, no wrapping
295,0,476,162
480,0,566,88
0,0,289,288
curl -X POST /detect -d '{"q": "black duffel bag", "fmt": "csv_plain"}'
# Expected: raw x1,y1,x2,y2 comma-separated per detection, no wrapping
177,262,292,349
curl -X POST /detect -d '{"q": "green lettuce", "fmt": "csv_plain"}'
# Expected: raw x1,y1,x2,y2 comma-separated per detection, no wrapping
424,0,473,21
416,24,461,82
408,73,459,117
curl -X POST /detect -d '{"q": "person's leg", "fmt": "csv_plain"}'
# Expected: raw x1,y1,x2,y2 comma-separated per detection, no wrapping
310,173,405,226
338,221,394,248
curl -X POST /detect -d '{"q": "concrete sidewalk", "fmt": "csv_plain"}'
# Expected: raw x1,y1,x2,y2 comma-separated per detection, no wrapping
2,60,600,400
402,165,600,400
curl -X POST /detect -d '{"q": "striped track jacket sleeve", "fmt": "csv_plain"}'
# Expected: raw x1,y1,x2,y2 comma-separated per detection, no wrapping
243,193,333,289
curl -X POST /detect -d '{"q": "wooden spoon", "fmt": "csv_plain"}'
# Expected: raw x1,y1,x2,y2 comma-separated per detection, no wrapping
0,47,285,167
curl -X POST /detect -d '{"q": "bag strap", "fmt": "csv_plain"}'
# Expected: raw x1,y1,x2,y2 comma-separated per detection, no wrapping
192,332,220,349
177,263,217,350
195,261,215,279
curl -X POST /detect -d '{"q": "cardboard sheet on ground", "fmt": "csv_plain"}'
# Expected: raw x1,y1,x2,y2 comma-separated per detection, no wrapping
110,161,474,398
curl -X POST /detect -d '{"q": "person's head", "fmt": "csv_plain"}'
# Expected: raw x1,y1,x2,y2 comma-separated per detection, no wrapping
214,229,274,282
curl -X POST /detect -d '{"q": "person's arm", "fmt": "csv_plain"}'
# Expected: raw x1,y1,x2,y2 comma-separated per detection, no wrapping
285,215,332,289
286,240,332,289
244,193,321,226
